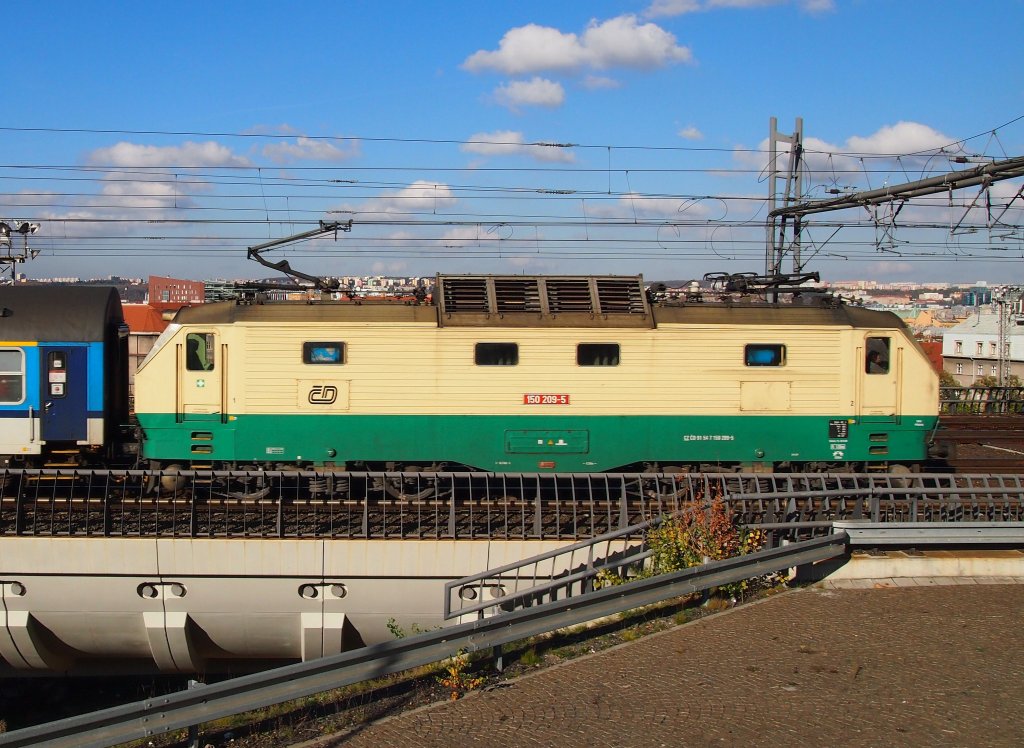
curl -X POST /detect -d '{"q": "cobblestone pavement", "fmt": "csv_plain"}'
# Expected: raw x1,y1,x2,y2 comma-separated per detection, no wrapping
303,581,1024,748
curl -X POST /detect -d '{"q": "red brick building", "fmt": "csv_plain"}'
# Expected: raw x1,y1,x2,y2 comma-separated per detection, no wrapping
148,275,204,309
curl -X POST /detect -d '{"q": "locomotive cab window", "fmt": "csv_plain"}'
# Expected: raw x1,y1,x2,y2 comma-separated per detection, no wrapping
0,349,24,403
303,342,346,364
744,344,785,367
475,342,518,366
577,343,620,366
185,333,215,371
866,337,890,375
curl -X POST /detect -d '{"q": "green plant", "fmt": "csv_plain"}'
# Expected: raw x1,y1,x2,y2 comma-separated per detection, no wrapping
436,651,484,700
643,497,782,599
385,617,435,639
518,646,542,667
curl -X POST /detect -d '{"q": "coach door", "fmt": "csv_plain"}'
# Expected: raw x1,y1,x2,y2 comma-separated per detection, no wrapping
39,346,88,441
177,331,225,422
859,334,900,423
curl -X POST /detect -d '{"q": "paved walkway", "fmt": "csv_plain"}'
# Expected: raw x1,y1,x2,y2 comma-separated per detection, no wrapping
304,579,1024,748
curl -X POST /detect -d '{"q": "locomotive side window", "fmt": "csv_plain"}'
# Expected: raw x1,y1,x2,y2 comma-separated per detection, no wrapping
577,343,620,366
866,337,890,374
475,342,518,366
303,342,346,364
744,344,785,367
0,349,24,403
185,333,215,371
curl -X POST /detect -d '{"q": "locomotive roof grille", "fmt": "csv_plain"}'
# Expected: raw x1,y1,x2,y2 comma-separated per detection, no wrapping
438,275,650,320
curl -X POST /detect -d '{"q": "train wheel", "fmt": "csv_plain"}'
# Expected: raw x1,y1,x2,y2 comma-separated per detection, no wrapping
887,463,914,489
160,463,187,494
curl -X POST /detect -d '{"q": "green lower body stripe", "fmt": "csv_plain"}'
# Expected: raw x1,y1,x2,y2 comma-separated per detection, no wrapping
137,413,938,472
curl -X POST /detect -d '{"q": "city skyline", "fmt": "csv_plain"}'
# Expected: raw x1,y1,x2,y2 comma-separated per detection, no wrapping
1,1,1023,285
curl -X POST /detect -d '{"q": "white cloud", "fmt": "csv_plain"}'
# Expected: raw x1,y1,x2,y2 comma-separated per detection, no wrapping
461,130,576,163
582,75,621,90
494,78,565,110
439,226,489,247
370,260,408,274
87,141,250,168
332,181,458,217
645,0,833,17
678,126,704,140
262,136,360,164
864,260,915,276
462,15,691,75
644,0,701,17
580,15,692,69
99,179,194,209
845,122,951,156
586,194,715,220
734,121,958,185
79,140,249,218
798,0,835,12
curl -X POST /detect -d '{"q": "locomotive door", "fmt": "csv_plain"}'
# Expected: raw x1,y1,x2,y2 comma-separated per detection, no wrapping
859,334,900,423
39,346,88,441
177,331,225,422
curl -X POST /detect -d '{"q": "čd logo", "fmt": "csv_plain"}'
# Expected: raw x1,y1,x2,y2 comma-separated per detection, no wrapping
308,385,338,404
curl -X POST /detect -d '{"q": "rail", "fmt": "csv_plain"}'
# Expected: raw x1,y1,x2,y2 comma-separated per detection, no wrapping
0,533,849,748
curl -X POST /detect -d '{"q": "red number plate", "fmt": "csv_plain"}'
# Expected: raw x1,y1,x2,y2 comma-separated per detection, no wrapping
523,394,571,405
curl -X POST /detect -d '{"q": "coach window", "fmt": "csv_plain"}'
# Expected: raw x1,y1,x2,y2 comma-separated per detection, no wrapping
185,333,215,371
303,342,346,364
744,344,785,367
475,342,518,366
866,337,890,375
0,349,24,403
578,343,620,366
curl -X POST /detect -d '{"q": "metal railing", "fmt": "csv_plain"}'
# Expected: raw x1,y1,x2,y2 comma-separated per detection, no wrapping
3,470,1023,539
940,385,1024,414
444,479,1024,621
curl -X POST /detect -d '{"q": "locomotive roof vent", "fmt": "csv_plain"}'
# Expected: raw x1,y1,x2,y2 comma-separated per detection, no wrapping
437,274,653,328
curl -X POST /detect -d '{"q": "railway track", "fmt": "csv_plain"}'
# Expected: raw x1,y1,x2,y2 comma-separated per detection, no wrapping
931,414,1024,472
2,469,1022,540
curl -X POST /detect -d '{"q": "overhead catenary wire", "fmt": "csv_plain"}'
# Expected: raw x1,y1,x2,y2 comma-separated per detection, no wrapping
1,117,1023,275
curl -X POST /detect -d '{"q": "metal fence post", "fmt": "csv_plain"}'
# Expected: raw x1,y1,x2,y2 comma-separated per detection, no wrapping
186,679,203,748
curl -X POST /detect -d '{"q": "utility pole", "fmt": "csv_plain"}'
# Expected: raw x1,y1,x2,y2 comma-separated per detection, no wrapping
763,117,1024,280
0,221,40,282
766,117,804,276
995,286,1022,386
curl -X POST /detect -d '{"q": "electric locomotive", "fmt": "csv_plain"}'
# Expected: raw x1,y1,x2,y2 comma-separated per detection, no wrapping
132,274,939,473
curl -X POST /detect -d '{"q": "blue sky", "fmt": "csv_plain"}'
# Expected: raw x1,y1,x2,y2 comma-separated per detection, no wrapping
2,0,1023,285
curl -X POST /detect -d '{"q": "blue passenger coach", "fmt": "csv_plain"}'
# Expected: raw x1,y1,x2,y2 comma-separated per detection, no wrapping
0,286,128,466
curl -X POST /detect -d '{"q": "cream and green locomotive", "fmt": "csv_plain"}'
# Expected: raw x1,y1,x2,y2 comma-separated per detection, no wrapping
133,275,939,472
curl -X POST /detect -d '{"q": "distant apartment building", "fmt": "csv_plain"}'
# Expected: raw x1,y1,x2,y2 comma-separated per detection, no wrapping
942,312,1024,385
148,275,204,307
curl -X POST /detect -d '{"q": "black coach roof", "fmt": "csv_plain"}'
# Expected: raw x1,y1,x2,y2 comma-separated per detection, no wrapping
0,286,124,341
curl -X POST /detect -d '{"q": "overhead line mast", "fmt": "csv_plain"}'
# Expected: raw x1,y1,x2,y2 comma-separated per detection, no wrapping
764,117,1024,276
